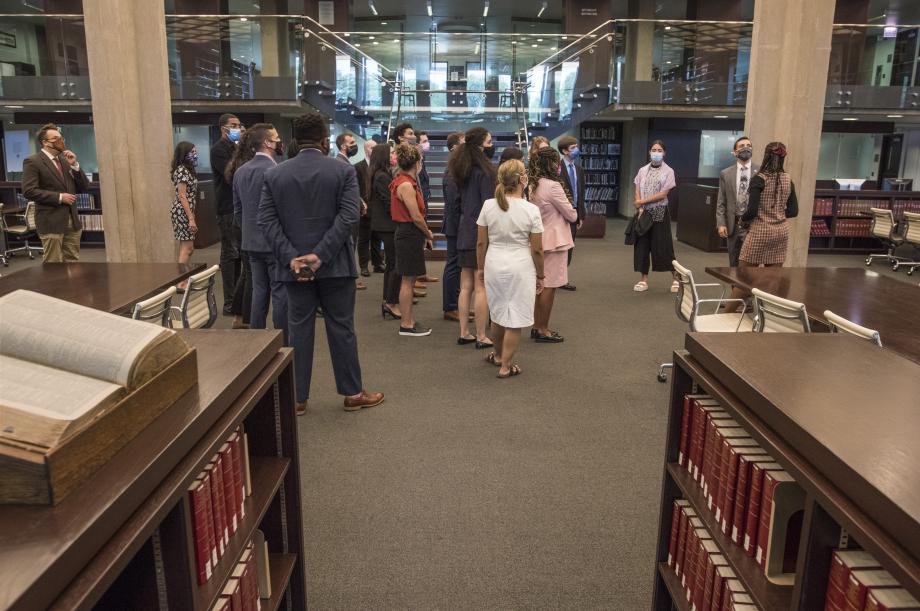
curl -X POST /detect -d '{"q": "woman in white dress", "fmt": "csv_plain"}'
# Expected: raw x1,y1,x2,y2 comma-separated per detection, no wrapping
476,159,545,378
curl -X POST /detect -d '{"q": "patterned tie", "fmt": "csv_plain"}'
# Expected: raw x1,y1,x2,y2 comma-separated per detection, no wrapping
738,167,748,211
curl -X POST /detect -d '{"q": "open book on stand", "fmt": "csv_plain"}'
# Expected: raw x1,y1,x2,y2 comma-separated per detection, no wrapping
0,290,197,504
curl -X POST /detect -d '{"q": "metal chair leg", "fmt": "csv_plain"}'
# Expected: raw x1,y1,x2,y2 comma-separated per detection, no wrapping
657,362,673,383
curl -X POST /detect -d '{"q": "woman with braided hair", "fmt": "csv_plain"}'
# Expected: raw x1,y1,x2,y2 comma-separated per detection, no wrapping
527,147,577,343
725,141,799,311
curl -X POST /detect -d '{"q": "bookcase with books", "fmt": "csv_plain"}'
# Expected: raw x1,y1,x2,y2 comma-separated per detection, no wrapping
653,332,920,611
809,189,920,254
578,122,622,238
0,329,306,611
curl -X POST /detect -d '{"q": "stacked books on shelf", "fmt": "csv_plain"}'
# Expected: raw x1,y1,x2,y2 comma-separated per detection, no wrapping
211,539,272,610
585,186,617,202
581,126,615,140
74,193,96,210
814,198,834,216
811,219,831,237
188,426,251,585
580,143,620,156
835,219,872,237
81,213,104,231
668,498,755,611
824,549,919,611
583,157,618,170
678,394,805,584
585,173,616,186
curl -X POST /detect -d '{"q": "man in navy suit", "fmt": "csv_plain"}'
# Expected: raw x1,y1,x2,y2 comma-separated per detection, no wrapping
258,113,384,414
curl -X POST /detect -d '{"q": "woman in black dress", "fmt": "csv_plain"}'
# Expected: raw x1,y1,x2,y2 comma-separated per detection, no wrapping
170,141,198,265
367,142,401,319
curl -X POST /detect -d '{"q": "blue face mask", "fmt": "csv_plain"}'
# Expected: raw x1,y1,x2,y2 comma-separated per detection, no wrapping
569,147,580,159
650,152,664,164
228,128,241,142
186,152,198,166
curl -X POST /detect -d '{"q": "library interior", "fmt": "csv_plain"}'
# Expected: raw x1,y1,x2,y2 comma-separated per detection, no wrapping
0,0,918,610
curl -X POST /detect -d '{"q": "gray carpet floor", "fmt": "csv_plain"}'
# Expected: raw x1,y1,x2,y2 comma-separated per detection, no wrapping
3,219,904,610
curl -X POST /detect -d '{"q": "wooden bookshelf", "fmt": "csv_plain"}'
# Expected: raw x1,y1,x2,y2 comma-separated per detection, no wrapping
652,333,920,611
0,330,307,611
578,122,622,238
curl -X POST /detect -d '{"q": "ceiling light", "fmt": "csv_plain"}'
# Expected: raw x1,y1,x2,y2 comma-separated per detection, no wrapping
354,43,361,47
369,36,375,39
483,1,489,17
561,36,567,40
55,110,69,113
240,17,248,22
537,38,543,42
884,26,897,38
537,2,547,17
531,44,538,47
664,25,671,30
427,0,432,16
373,41,378,44
183,109,198,113
368,0,378,16
381,21,387,25
4,105,24,109
843,117,859,121
714,115,728,119
666,60,672,64
344,32,350,37
887,114,904,118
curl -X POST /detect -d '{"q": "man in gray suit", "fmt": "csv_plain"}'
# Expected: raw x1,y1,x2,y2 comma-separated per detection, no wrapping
716,136,758,267
258,113,384,415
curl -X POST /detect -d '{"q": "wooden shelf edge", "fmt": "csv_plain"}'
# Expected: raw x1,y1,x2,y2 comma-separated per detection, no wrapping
264,553,297,611
194,456,290,611
666,462,794,611
657,562,692,611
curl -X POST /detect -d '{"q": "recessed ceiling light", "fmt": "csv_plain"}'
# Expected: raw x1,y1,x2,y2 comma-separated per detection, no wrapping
344,32,350,37
537,38,543,42
664,25,671,30
354,43,361,47
240,17,248,22
531,44,538,47
55,110,69,113
381,21,387,25
4,105,23,109
183,109,197,113
372,41,378,44
666,60,672,64
887,114,904,118
842,117,859,121
714,115,728,119
561,36,567,40
368,36,375,39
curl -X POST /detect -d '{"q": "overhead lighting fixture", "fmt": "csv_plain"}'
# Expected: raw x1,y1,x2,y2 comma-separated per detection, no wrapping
4,105,24,109
381,21,387,25
183,109,198,113
483,1,489,17
240,16,248,22
344,32,350,37
887,114,904,118
368,0,378,16
531,44,538,47
561,36,567,40
537,38,543,42
373,41,379,44
368,36,375,39
843,117,859,121
537,1,547,17
55,110,69,113
427,0,432,16
354,43,361,47
714,115,728,119
664,25,672,30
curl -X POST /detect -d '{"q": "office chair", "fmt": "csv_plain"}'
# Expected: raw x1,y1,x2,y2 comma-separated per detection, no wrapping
657,260,753,382
170,265,219,329
823,310,882,347
132,286,177,328
896,211,920,276
2,201,44,261
751,288,810,333
865,208,906,270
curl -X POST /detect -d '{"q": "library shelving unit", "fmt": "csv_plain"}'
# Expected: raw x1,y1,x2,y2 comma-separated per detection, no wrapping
578,121,622,238
653,332,920,611
0,330,307,611
809,189,920,254
0,182,105,248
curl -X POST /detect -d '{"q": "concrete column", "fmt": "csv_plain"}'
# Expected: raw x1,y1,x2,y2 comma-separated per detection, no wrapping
82,0,175,263
743,0,835,266
619,117,649,217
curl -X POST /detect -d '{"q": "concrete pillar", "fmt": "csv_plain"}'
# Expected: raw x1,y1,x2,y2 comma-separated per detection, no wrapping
83,0,175,262
744,0,836,266
619,117,649,217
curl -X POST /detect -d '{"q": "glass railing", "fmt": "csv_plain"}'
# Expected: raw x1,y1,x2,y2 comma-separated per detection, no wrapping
0,15,90,100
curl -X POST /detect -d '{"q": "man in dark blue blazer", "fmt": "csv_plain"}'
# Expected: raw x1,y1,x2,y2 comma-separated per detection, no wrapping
258,113,384,414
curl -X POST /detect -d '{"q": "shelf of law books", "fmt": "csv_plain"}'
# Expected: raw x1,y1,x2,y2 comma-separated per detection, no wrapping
809,191,920,254
5,187,105,248
579,122,621,218
652,338,920,611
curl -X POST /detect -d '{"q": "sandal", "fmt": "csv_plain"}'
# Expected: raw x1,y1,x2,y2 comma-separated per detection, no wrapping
670,280,680,293
497,364,522,379
485,352,502,367
633,281,649,292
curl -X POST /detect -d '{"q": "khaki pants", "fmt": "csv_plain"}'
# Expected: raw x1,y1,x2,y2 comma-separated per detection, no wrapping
40,224,82,263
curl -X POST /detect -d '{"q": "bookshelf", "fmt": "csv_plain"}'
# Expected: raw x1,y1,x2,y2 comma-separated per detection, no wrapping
1,182,105,248
578,122,622,238
653,333,920,611
0,330,307,611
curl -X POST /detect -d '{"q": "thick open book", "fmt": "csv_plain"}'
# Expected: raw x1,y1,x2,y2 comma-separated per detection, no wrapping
0,290,190,448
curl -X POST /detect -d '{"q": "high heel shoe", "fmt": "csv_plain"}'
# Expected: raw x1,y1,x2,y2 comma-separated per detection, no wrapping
381,304,402,320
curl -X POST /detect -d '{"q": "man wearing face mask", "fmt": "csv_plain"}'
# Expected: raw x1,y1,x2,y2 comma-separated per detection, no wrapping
258,112,384,415
557,136,586,291
393,122,437,287
232,123,287,338
354,139,383,277
212,113,244,315
21,123,90,262
716,136,759,267
335,132,367,290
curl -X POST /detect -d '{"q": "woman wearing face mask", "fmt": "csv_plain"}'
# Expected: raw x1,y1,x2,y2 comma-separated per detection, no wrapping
170,141,199,266
632,140,677,293
448,127,497,348
476,159,544,378
368,142,402,319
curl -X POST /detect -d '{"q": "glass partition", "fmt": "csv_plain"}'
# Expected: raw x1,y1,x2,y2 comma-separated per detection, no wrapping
0,15,90,99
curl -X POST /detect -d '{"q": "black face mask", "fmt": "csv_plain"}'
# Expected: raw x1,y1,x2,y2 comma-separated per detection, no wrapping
347,144,359,158
272,140,285,157
483,145,496,160
737,148,753,161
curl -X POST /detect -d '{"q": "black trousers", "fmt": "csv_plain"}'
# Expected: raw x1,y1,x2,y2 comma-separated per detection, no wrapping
374,230,400,304
286,277,362,403
231,250,251,322
726,227,747,268
633,213,676,275
442,235,460,312
357,215,382,269
567,222,577,265
217,213,241,311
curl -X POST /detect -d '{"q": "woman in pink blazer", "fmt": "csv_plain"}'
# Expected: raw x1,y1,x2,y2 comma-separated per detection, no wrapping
527,147,577,343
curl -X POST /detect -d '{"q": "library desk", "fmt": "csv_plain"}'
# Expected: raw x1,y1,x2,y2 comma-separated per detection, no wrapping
653,333,920,610
0,262,205,315
0,330,306,611
705,266,920,364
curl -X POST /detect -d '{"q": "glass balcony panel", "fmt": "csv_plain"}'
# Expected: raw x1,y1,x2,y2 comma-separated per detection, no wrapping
0,16,90,100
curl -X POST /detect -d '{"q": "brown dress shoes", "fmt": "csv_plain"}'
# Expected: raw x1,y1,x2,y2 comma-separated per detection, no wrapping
343,390,385,412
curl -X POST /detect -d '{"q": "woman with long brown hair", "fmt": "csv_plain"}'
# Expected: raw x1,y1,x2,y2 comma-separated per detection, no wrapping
448,127,497,348
367,142,401,319
476,159,544,377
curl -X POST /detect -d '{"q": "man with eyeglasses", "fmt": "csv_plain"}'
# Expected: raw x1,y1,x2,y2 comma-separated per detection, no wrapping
21,123,90,263
716,136,758,267
211,113,244,315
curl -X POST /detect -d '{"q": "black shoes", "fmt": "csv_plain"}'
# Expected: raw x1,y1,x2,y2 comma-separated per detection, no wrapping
360,268,371,277
373,265,385,273
532,329,564,342
399,324,432,337
382,304,401,319
457,336,477,345
560,283,576,291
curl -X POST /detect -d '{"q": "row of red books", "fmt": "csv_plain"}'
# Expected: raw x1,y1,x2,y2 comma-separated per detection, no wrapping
212,542,263,611
667,499,754,611
679,394,804,582
825,549,919,611
814,198,835,216
838,200,889,217
834,219,872,237
188,426,252,585
891,201,920,221
811,219,832,237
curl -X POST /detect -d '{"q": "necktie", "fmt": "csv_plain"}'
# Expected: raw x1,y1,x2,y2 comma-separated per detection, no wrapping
739,167,748,209
54,156,65,178
568,163,577,208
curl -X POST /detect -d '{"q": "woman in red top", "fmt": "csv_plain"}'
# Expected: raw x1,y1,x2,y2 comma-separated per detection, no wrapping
390,143,434,337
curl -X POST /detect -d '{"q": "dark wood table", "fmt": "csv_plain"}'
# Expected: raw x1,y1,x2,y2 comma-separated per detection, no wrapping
0,262,205,314
705,266,920,364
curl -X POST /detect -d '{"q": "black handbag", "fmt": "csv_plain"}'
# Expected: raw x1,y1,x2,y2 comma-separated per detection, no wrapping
635,211,654,236
624,214,637,245
625,212,653,245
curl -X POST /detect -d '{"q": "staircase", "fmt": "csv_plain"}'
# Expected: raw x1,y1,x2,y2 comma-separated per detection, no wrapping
423,130,522,260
